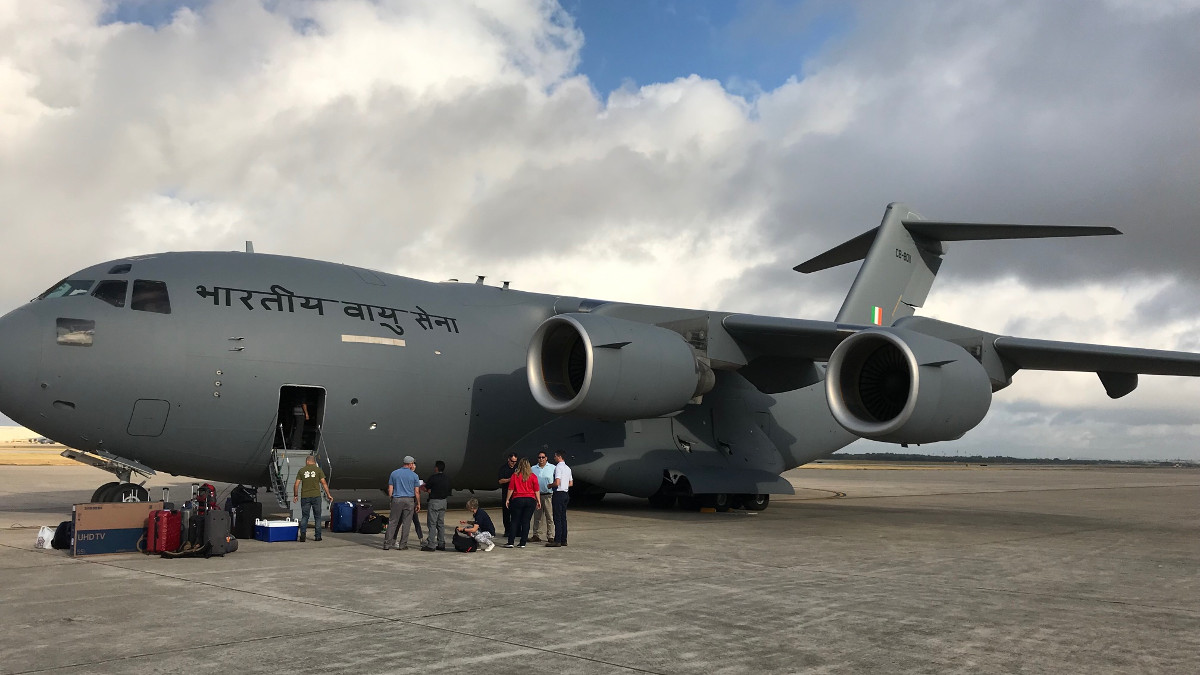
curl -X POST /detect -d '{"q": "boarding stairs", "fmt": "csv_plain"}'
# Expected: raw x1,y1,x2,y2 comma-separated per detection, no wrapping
268,423,333,518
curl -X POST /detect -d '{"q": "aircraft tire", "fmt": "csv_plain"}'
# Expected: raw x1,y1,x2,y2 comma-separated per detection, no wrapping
117,483,149,502
677,495,701,510
711,493,733,512
741,494,770,511
91,482,121,503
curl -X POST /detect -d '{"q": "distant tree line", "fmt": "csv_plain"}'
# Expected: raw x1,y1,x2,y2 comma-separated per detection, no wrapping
828,452,1195,467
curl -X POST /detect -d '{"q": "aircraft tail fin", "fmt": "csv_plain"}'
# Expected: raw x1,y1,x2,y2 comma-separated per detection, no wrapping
794,203,1120,326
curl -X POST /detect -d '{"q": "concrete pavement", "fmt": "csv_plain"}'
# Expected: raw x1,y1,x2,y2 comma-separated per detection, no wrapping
1,463,1197,674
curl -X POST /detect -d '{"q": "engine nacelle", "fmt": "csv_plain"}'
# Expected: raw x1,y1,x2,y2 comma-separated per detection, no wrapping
527,313,714,420
826,328,992,444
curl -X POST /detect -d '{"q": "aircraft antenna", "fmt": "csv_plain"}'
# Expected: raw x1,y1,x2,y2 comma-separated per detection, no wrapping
245,241,255,253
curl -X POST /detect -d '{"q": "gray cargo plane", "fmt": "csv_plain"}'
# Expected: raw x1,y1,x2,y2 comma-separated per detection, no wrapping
2,203,1199,510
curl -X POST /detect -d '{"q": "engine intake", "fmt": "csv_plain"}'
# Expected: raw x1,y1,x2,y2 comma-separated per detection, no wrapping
826,328,992,444
527,313,714,420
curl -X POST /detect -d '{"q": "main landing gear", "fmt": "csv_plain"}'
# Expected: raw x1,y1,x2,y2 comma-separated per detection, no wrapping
648,479,771,512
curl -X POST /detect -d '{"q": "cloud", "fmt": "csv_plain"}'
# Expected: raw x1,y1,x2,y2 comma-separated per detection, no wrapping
1,0,1198,457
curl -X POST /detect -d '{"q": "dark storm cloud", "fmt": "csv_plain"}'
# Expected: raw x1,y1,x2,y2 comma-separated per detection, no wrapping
743,0,1200,291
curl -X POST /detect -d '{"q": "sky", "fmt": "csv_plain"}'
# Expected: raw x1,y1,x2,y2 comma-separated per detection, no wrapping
2,0,1199,460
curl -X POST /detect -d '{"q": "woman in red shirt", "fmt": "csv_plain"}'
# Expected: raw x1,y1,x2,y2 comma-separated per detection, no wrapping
504,458,541,548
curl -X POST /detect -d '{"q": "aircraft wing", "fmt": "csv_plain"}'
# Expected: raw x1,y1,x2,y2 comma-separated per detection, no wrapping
720,314,860,360
721,313,1200,398
992,336,1200,376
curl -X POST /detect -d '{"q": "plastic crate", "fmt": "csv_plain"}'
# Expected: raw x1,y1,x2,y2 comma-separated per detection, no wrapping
254,520,299,542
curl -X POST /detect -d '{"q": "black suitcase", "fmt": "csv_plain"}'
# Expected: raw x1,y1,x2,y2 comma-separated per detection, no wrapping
231,502,262,539
203,510,237,556
352,500,376,532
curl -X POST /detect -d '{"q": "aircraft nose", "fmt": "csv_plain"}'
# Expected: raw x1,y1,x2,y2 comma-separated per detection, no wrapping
0,308,41,422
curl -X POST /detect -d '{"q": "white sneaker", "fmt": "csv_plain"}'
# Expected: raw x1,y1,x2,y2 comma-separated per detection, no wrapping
484,541,495,551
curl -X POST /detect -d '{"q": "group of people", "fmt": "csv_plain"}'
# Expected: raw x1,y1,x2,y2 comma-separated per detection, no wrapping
496,449,573,548
377,450,573,552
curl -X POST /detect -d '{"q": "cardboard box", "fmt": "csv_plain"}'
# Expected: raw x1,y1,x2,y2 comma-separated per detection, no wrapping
255,521,298,542
72,501,164,556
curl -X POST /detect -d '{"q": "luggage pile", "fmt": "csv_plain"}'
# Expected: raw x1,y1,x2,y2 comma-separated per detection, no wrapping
144,483,239,558
330,500,388,534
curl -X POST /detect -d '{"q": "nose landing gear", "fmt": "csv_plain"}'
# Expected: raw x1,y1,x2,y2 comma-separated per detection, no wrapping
89,481,151,503
60,448,157,502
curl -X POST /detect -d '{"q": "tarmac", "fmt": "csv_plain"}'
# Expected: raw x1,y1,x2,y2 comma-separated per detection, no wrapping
1,460,1197,674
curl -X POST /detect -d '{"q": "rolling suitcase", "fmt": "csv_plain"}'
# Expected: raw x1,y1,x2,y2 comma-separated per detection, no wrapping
331,501,355,533
146,509,181,554
352,500,376,532
180,507,196,545
231,502,262,540
203,510,237,556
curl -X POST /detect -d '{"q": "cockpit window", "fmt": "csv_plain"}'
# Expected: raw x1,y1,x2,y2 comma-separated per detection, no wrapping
131,280,171,314
56,318,95,346
92,280,128,308
37,279,94,301
107,264,132,274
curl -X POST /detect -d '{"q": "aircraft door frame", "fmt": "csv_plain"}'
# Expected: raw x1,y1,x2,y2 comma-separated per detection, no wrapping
275,385,327,453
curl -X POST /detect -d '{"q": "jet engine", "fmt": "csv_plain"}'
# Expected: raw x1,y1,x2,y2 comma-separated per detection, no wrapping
825,328,992,444
527,313,715,420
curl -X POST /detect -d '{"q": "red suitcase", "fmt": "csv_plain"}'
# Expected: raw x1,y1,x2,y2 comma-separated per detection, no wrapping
146,509,181,554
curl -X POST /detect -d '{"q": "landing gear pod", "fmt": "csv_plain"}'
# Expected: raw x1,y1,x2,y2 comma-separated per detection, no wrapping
825,328,992,444
527,313,714,420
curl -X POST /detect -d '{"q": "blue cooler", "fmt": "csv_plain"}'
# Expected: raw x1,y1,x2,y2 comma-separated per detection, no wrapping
254,520,299,542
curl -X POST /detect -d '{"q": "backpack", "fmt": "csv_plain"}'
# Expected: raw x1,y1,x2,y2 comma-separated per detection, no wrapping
51,520,73,550
358,512,388,535
452,531,477,552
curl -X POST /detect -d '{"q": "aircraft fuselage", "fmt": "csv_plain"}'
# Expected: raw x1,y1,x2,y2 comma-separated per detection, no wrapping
0,252,854,495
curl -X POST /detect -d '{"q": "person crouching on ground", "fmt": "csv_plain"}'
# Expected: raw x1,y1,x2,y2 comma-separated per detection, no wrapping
504,457,540,548
293,455,333,542
456,498,497,551
421,460,451,551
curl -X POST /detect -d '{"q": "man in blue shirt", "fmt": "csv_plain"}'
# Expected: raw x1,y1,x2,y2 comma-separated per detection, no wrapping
529,451,556,542
383,455,422,550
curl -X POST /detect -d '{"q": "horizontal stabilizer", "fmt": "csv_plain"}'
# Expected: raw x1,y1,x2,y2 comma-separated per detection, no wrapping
794,228,879,274
903,221,1121,242
796,220,1121,274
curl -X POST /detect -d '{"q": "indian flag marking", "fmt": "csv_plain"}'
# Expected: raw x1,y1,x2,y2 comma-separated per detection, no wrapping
871,306,883,325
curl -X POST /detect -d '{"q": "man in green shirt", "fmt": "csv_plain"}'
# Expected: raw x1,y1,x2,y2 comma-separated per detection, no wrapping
293,455,332,541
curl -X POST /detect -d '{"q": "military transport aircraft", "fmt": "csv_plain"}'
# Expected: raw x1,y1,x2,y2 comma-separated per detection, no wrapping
2,203,1199,511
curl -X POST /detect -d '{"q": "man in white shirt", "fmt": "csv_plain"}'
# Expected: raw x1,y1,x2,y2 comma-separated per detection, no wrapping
546,449,573,548
529,451,556,542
